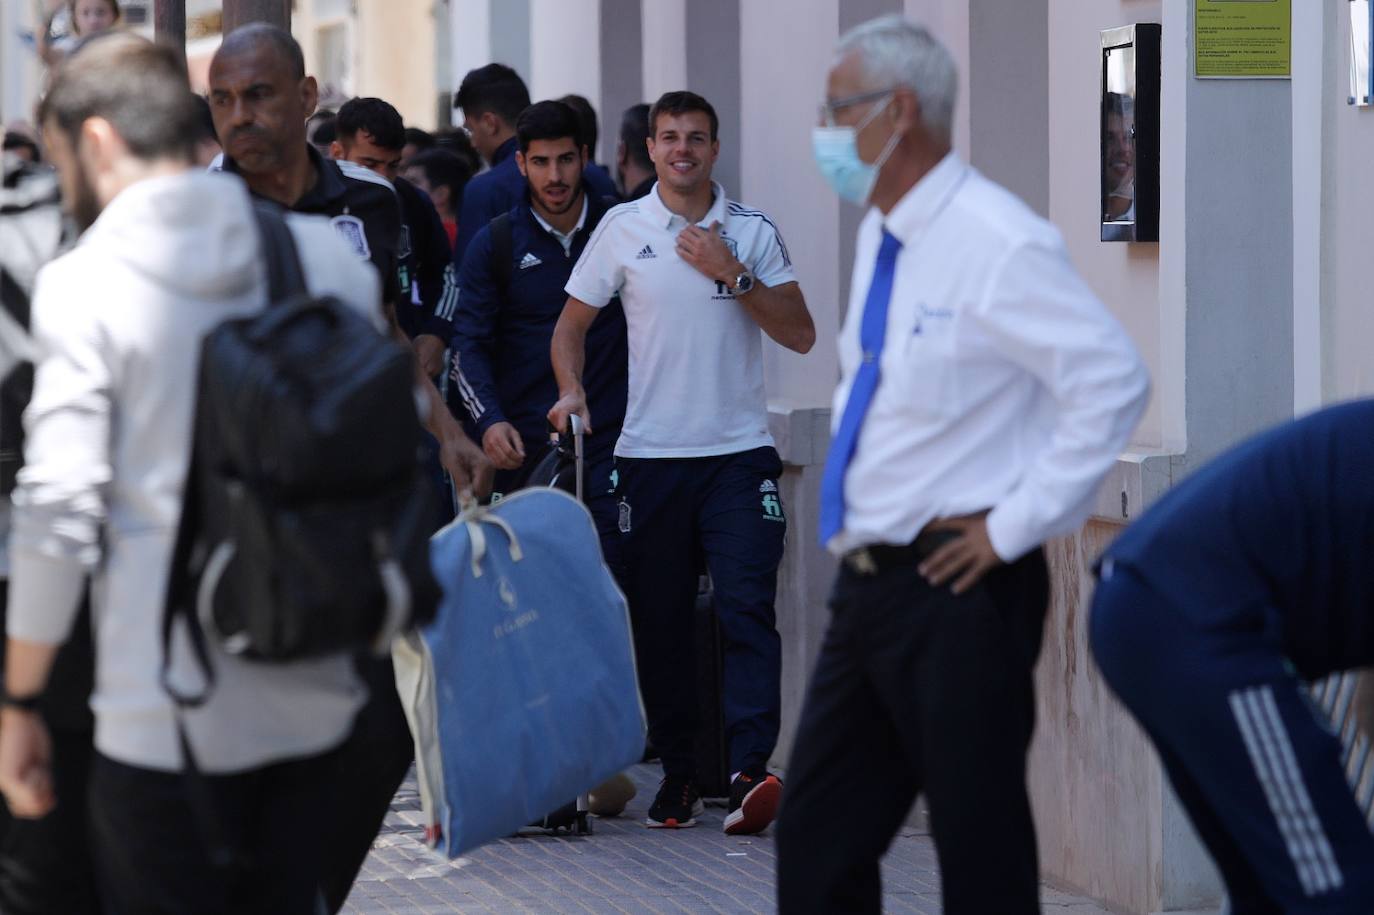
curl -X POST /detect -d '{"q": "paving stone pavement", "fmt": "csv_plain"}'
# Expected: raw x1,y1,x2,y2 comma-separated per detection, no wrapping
343,764,1116,914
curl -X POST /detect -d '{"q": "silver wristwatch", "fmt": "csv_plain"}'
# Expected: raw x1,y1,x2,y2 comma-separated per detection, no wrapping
730,269,756,294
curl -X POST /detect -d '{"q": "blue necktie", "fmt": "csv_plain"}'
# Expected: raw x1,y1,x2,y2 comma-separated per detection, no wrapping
818,229,902,547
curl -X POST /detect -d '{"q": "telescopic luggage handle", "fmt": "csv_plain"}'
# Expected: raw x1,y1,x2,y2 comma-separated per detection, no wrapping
543,416,586,502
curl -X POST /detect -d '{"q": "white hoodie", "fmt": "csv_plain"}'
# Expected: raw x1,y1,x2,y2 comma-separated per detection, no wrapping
8,171,383,773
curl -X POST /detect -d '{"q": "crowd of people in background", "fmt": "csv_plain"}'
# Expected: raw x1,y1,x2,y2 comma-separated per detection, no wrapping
0,11,810,913
5,10,1374,915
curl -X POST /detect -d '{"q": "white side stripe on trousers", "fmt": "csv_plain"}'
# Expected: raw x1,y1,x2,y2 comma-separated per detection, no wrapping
1229,685,1344,896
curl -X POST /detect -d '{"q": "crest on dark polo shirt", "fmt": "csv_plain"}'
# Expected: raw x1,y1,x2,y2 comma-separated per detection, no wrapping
330,214,371,259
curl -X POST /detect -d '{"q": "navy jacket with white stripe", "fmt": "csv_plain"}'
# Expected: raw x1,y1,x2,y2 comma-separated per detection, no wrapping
394,176,458,341
1105,398,1374,678
451,192,627,455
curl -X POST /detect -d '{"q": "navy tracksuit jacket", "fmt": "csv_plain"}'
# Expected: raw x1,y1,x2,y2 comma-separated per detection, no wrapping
393,177,458,342
1091,400,1374,912
450,192,628,509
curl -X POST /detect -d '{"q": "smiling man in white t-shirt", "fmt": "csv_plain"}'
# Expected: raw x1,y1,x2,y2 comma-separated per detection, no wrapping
549,90,815,836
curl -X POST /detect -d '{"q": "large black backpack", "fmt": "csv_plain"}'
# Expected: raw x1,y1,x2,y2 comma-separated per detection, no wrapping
163,204,439,677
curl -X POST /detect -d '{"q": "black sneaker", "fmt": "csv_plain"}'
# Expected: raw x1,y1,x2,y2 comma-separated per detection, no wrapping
723,769,782,835
646,775,703,828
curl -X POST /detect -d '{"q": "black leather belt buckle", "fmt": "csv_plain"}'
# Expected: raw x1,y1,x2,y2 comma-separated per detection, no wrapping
843,531,960,576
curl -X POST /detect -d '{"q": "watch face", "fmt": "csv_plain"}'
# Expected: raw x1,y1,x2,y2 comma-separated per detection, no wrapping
736,273,754,293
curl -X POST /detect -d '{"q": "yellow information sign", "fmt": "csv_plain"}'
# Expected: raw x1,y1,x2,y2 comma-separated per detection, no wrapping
1194,0,1291,78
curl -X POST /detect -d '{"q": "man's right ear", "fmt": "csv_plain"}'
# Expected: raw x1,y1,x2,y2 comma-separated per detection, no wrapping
301,75,320,119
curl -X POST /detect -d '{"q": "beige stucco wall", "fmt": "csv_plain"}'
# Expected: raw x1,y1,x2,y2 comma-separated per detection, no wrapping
354,0,441,129
1030,523,1166,913
1049,0,1164,452
740,0,842,411
293,0,441,129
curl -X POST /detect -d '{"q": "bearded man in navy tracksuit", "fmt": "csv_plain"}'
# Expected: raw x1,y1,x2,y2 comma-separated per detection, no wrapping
1091,399,1374,914
451,100,627,555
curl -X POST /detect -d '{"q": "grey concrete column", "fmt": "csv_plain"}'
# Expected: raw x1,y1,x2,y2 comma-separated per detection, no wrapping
491,0,531,85
685,0,741,197
1184,62,1294,465
599,0,644,166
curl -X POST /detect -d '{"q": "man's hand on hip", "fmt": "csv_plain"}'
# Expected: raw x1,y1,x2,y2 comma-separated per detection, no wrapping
0,707,54,819
676,221,742,286
482,421,526,471
918,512,1003,596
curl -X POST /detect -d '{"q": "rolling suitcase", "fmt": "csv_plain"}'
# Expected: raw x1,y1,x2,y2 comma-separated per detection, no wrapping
693,575,733,799
522,416,594,834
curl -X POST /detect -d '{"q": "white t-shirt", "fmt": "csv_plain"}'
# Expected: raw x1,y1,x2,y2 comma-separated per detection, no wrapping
566,182,796,458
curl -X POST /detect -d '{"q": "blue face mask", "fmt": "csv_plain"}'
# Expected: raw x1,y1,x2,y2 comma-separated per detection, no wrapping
812,96,902,205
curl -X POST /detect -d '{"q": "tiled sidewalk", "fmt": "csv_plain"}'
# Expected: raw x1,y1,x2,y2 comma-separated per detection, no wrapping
342,765,1115,914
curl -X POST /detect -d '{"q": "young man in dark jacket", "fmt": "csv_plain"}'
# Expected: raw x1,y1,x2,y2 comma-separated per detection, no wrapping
451,100,627,554
331,96,459,378
450,65,617,267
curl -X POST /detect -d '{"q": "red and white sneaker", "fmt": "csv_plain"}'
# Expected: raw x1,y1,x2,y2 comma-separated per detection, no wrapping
723,770,782,835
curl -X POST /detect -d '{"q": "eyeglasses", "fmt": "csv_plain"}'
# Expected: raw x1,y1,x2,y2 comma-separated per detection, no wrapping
818,87,897,127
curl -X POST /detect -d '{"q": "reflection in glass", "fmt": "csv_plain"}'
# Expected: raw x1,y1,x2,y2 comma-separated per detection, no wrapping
1102,46,1136,232
1352,0,1372,107
1100,24,1158,243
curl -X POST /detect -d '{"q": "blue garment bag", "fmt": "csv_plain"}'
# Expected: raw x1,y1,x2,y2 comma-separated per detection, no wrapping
394,487,645,855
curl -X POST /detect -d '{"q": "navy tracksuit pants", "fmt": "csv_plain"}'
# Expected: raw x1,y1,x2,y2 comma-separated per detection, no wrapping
1091,563,1374,914
613,446,787,779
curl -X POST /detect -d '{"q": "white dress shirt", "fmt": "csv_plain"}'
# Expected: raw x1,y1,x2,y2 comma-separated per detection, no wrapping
830,153,1150,561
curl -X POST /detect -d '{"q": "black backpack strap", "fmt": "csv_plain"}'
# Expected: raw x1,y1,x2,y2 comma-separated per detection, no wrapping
490,211,514,294
251,202,308,303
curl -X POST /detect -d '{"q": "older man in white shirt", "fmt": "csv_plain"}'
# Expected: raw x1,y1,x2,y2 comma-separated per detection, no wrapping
774,16,1150,915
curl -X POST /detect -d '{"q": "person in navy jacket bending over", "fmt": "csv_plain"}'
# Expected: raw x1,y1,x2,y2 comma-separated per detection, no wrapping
1092,399,1374,914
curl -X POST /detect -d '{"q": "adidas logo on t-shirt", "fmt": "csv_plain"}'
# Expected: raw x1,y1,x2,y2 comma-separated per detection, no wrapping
635,245,656,260
519,252,542,270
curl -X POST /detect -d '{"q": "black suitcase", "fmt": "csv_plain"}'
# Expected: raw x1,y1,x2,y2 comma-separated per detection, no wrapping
519,417,593,836
693,575,732,799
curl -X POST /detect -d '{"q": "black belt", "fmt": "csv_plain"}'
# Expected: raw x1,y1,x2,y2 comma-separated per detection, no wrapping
842,531,959,576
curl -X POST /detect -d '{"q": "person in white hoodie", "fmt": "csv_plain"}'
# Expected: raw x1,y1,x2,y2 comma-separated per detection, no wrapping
0,33,386,913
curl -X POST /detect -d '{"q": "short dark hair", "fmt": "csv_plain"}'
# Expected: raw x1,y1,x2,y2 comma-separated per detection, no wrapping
406,148,472,204
454,63,530,127
648,91,718,142
404,127,435,152
218,23,305,81
336,97,405,152
432,127,481,175
1,132,41,163
558,94,598,157
618,103,651,169
39,33,200,163
515,100,582,154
